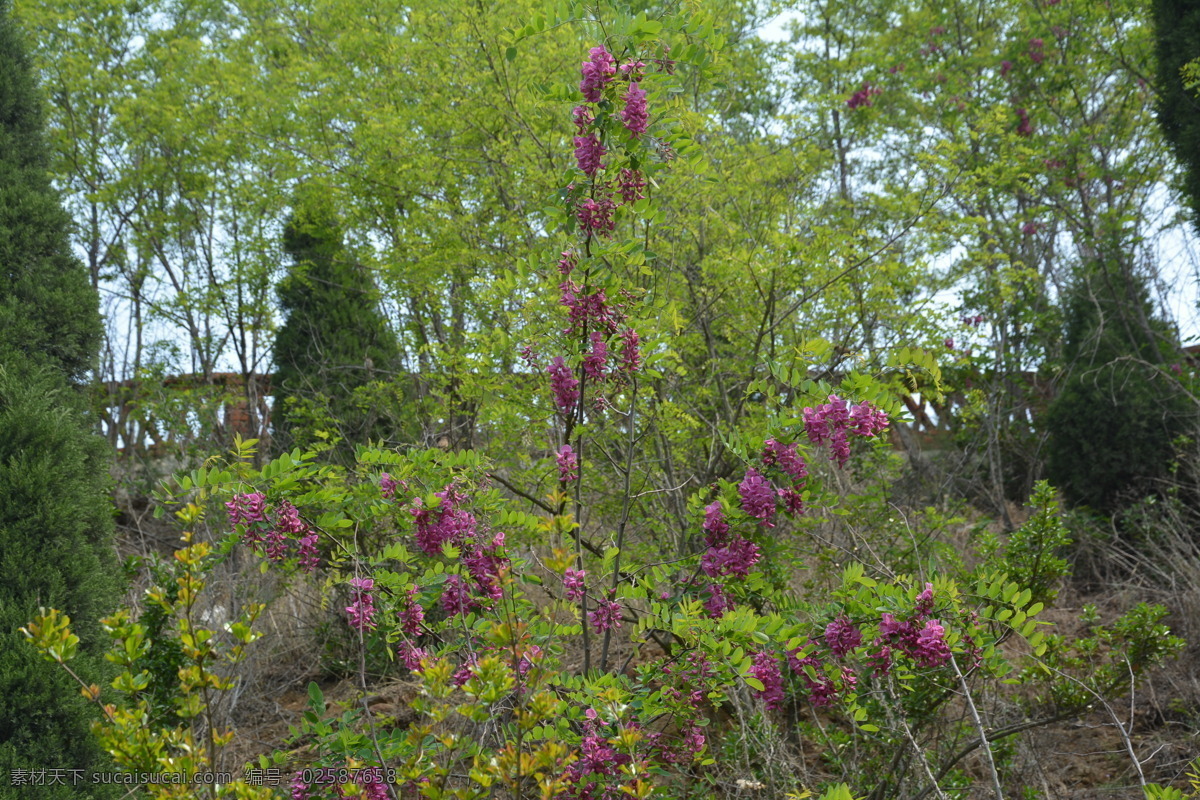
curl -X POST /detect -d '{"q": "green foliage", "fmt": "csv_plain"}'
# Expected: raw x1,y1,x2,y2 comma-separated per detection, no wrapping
979,481,1071,606
24,527,274,799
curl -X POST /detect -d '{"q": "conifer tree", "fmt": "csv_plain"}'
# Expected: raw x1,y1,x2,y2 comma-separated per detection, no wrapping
272,197,401,456
1153,0,1200,236
1043,262,1192,513
0,2,119,794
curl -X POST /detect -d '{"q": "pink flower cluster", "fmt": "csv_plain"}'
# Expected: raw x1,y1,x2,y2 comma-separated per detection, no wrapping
576,197,616,236
868,583,953,672
617,168,646,203
380,472,401,499
557,444,579,482
564,568,586,602
580,46,616,102
226,493,320,573
583,331,608,380
410,485,477,555
346,577,377,631
548,356,580,417
787,652,842,707
621,82,648,135
825,615,863,657
846,82,882,109
738,468,776,526
750,651,786,710
559,281,621,337
226,492,266,526
701,536,761,579
803,395,889,467
574,133,607,176
1015,106,1034,136
589,593,623,633
1028,38,1045,64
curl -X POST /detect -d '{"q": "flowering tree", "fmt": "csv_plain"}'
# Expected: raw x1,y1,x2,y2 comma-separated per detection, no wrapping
23,9,1189,800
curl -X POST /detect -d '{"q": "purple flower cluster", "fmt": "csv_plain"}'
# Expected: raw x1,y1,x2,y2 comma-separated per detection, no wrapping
580,46,616,102
559,282,620,336
738,468,776,526
557,444,579,482
869,584,955,670
583,331,608,380
702,582,734,618
621,82,648,135
548,356,581,416
617,168,646,203
574,133,607,176
1028,37,1045,64
226,492,267,526
762,438,808,482
750,651,785,710
803,395,889,467
701,536,761,579
589,596,623,633
1015,106,1034,136
558,250,578,277
380,472,400,499
410,485,477,555
702,501,729,544
346,577,377,631
227,494,320,573
398,585,425,636
564,568,586,602
788,652,840,707
576,197,616,236
825,615,863,657
846,82,882,109
619,328,642,373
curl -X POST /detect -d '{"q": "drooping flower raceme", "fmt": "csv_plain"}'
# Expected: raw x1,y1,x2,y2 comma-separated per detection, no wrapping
574,133,606,176
701,536,761,579
557,444,579,482
619,327,642,373
762,438,808,483
346,577,377,631
621,82,648,135
913,619,952,667
825,615,863,657
580,45,616,102
750,651,785,710
226,492,267,528
738,468,776,525
582,331,607,380
548,356,580,416
617,168,646,203
702,501,730,546
564,568,586,602
589,597,623,633
576,197,616,236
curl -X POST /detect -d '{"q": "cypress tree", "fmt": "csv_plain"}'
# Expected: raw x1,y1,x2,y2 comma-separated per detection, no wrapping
0,0,102,383
1043,262,1192,513
272,197,401,457
1153,0,1200,237
0,2,119,795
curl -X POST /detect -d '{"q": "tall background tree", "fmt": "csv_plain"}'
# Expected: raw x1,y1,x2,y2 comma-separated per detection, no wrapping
0,0,119,794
